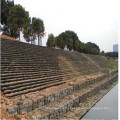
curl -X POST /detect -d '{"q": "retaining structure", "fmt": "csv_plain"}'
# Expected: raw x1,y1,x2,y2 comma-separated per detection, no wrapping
8,72,117,117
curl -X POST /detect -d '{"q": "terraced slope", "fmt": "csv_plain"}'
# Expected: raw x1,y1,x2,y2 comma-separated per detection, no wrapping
1,38,117,98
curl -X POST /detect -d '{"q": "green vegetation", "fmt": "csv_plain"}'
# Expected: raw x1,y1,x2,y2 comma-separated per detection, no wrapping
1,0,45,43
85,42,100,54
23,18,36,43
1,0,14,25
105,52,118,58
100,51,105,56
47,30,100,55
8,5,30,40
56,31,79,51
32,17,45,45
107,57,118,69
104,52,118,69
1,0,110,56
1,0,19,38
46,34,56,47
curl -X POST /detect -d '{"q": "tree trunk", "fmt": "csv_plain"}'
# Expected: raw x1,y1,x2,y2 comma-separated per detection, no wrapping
19,30,20,40
38,35,39,46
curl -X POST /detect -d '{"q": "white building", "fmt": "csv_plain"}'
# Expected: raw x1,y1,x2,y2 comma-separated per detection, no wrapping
64,45,69,51
113,44,118,52
38,36,42,46
31,41,36,45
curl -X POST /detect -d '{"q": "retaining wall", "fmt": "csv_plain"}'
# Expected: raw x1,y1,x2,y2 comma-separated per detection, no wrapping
8,72,117,116
29,73,118,120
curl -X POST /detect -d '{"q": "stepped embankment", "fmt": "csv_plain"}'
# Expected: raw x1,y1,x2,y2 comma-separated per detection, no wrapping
0,37,118,119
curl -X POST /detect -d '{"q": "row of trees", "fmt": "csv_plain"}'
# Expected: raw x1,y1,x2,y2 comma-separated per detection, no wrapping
105,52,118,58
47,31,100,54
1,0,105,55
1,0,45,44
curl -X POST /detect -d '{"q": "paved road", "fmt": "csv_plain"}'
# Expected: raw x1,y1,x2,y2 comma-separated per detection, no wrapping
82,84,118,119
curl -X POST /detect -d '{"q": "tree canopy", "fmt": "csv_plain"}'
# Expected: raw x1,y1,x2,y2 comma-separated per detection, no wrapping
23,18,36,43
1,0,45,44
1,0,30,39
1,0,100,54
8,4,30,39
105,52,118,58
47,30,100,55
56,30,79,50
1,0,14,25
1,0,19,38
32,17,45,45
84,42,100,54
46,34,56,47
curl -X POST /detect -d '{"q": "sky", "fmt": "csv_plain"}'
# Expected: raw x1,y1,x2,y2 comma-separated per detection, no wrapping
14,0,119,52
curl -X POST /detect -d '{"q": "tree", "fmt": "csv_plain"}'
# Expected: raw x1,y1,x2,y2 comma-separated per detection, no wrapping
8,5,29,40
86,42,100,52
46,30,101,55
1,0,14,25
91,48,99,54
78,42,87,53
56,36,65,49
46,34,56,47
85,42,100,54
105,52,118,58
23,18,36,43
2,25,19,38
100,51,105,56
74,40,80,51
32,17,45,45
67,38,73,50
1,0,19,38
56,30,79,50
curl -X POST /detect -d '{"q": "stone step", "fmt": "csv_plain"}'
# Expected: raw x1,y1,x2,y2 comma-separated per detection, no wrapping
1,74,64,86
5,81,65,98
1,62,59,66
2,77,61,91
0,69,71,78
2,55,59,59
1,65,51,69
1,69,63,75
1,72,63,81
1,73,74,86
1,58,59,63
1,65,60,70
1,68,61,74
3,77,63,94
2,75,76,93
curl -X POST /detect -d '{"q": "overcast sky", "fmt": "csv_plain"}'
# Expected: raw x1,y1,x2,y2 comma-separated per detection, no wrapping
14,0,119,52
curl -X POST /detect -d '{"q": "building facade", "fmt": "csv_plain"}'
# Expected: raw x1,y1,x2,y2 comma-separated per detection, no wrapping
113,44,118,52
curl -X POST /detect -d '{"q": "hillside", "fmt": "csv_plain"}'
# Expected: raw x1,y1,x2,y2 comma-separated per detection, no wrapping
1,37,117,98
0,37,118,120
